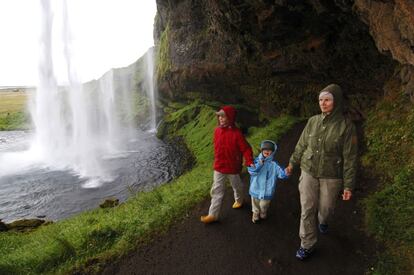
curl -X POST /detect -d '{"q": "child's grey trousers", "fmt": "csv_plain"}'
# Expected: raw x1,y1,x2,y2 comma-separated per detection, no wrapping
208,170,243,218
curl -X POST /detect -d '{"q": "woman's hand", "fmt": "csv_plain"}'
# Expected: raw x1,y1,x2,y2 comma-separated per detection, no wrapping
285,164,293,176
342,189,352,201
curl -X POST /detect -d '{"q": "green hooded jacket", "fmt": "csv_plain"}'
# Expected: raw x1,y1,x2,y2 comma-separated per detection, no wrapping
289,84,358,190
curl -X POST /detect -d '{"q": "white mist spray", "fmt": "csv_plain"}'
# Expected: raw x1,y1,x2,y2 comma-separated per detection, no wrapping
29,0,132,186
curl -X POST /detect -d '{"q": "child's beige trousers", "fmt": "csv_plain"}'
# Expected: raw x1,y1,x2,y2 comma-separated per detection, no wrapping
208,170,243,218
251,197,271,216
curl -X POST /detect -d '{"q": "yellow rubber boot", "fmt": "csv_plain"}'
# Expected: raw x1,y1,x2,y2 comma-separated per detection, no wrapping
232,201,243,209
200,215,217,224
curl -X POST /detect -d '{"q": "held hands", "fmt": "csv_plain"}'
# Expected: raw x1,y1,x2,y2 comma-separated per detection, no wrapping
342,189,352,201
282,164,351,199
285,164,293,176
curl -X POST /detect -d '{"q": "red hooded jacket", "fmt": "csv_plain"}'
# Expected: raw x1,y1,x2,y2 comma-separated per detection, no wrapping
213,106,254,174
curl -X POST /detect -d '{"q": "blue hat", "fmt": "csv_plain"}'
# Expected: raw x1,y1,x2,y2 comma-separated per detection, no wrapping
260,140,277,151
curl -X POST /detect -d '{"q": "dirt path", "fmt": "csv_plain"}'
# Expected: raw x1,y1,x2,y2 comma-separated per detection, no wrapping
103,123,375,275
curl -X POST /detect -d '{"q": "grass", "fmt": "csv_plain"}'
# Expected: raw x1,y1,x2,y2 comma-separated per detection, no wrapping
0,91,28,113
247,115,299,153
362,82,414,274
364,168,414,275
0,101,298,274
0,91,31,130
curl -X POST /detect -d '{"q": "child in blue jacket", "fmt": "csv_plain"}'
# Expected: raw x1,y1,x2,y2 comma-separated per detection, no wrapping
248,140,288,223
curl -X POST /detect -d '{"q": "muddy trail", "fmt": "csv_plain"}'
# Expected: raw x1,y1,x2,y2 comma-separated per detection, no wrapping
103,123,375,275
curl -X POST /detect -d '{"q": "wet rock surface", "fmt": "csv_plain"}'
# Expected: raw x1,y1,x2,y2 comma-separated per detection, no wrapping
99,198,120,209
5,219,49,232
154,0,395,117
0,220,7,232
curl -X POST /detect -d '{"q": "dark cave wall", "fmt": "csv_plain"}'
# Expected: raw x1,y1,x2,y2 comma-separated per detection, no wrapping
154,0,395,119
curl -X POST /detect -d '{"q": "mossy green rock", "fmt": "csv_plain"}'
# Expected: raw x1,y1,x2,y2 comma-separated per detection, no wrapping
0,220,7,232
6,219,46,232
99,198,120,208
157,103,201,139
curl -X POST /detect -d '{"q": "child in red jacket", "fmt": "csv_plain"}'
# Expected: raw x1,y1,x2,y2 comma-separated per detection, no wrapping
201,106,254,224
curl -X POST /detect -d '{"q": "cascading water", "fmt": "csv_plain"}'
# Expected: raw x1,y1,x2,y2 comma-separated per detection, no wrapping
30,0,131,185
144,47,157,131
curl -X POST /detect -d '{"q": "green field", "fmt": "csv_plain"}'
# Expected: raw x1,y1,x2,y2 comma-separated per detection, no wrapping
0,91,28,113
0,90,31,130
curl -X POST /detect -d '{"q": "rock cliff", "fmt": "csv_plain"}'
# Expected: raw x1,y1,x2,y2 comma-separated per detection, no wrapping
154,0,400,118
355,0,414,101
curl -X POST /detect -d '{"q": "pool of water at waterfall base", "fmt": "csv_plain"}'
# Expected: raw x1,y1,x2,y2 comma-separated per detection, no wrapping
0,130,186,222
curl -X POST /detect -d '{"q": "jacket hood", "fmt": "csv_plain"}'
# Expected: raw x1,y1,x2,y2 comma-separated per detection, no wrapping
260,140,277,160
219,105,236,127
319,84,343,117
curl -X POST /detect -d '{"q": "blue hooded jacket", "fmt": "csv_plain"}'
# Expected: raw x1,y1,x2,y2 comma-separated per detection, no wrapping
248,141,288,200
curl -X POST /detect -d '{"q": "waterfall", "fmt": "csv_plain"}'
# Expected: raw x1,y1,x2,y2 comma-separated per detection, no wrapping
144,47,157,131
28,0,132,186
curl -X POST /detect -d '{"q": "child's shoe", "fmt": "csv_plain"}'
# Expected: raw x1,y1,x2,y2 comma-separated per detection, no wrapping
200,215,217,224
232,201,243,209
295,246,314,260
259,212,267,220
252,212,260,223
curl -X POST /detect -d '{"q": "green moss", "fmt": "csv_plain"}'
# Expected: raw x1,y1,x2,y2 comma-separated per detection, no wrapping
247,115,299,153
156,22,172,81
239,81,323,118
365,167,414,242
362,93,414,175
157,101,202,139
363,87,414,274
130,91,152,124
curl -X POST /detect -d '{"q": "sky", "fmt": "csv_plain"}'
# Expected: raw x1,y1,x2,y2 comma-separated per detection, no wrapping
0,0,156,86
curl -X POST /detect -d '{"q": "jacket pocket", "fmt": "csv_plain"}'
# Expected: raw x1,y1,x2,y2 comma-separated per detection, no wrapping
325,138,339,154
321,156,341,178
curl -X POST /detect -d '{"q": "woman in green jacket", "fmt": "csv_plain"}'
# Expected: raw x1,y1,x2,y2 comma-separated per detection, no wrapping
286,84,358,260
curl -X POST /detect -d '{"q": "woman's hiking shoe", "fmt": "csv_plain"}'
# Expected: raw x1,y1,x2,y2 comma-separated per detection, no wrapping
318,224,328,234
295,247,314,260
200,215,217,224
232,201,243,209
252,212,260,223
